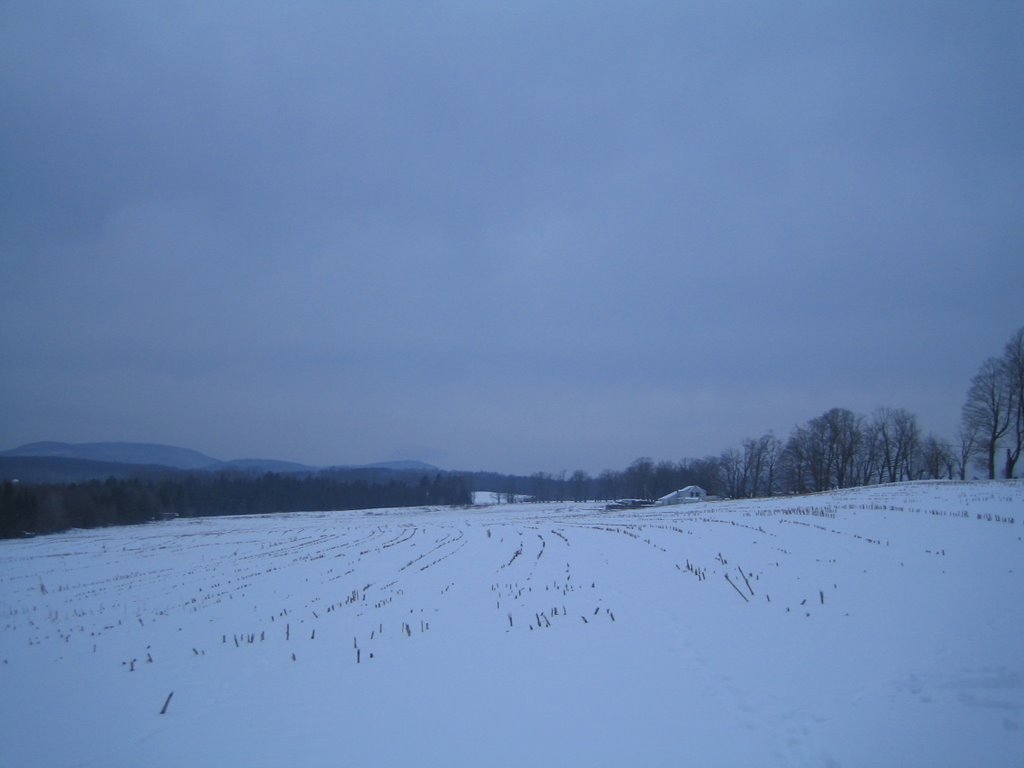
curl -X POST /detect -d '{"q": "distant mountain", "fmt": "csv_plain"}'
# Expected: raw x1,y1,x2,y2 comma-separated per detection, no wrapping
219,458,322,474
365,460,440,472
2,441,220,470
0,442,441,484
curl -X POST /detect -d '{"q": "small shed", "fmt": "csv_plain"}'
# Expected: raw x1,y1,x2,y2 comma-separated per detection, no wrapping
656,485,707,505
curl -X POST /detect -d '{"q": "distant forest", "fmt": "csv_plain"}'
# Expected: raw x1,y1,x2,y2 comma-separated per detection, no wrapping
2,326,1020,539
0,471,471,539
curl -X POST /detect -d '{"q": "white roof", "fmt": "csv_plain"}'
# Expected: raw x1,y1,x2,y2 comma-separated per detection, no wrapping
656,486,705,502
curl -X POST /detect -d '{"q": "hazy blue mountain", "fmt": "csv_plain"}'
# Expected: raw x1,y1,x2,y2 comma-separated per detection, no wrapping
0,442,441,484
1,441,221,470
365,460,439,471
219,458,322,474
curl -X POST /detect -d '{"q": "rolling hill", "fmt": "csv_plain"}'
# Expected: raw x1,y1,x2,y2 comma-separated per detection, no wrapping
0,442,440,483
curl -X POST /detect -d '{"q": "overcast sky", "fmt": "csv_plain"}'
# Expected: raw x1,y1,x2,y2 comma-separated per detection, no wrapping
2,2,1022,475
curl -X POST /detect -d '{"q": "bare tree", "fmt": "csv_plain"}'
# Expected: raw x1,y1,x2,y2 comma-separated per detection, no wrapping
781,426,812,494
941,440,958,480
753,432,782,497
962,357,1012,479
957,422,979,480
555,470,567,502
741,437,762,497
497,474,520,504
719,448,745,498
920,434,954,479
870,407,897,484
652,460,679,499
893,409,921,481
597,469,620,501
624,457,655,500
528,472,554,502
870,407,919,483
737,432,783,497
1002,326,1024,478
569,470,590,502
855,418,882,486
807,408,862,489
831,408,864,487
781,409,862,493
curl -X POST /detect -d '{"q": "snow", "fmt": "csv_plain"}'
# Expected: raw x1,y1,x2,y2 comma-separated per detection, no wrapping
472,490,532,505
2,480,1022,767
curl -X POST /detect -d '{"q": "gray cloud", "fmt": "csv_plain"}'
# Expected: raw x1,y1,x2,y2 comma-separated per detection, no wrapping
2,2,1022,474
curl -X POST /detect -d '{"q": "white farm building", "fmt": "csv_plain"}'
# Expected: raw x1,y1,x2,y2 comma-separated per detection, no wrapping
656,485,707,505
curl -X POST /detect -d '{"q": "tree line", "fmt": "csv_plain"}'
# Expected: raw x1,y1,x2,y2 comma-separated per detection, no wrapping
482,325,1024,503
0,470,472,539
961,326,1023,480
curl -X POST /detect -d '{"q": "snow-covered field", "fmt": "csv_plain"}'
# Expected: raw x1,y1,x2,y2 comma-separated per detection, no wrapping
1,481,1022,767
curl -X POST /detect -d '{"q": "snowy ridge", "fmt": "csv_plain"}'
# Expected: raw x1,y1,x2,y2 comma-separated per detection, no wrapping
1,481,1022,766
